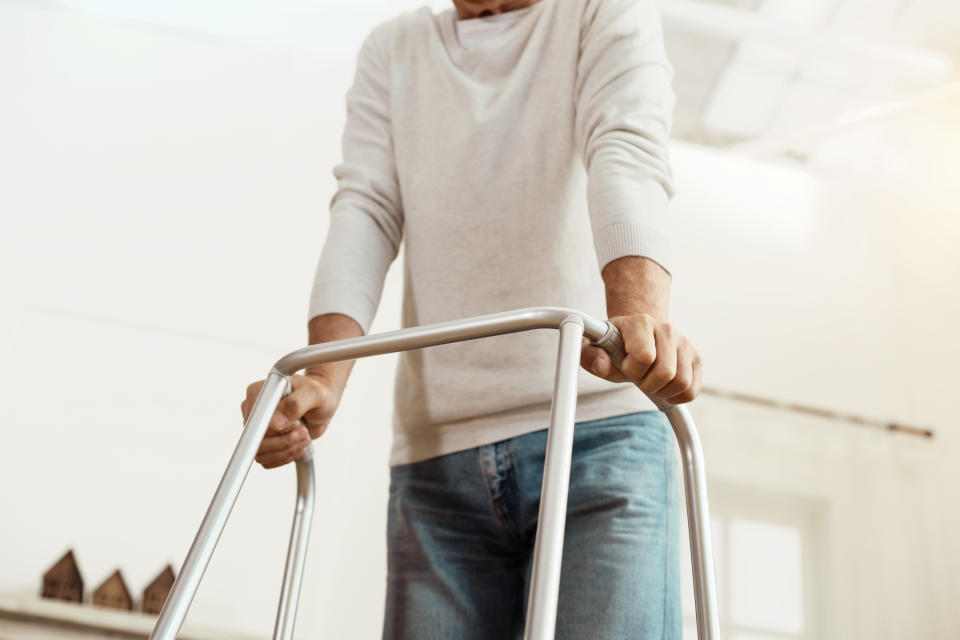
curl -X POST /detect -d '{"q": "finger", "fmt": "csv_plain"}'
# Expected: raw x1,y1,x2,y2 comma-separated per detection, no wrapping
618,316,657,382
300,382,337,428
257,426,310,455
636,324,678,394
269,377,325,433
256,443,309,469
656,339,694,400
305,421,330,440
256,429,310,468
257,439,308,466
241,380,265,423
240,398,266,424
667,349,703,404
580,340,629,382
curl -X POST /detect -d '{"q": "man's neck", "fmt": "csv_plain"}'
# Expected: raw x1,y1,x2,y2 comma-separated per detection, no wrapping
452,0,541,20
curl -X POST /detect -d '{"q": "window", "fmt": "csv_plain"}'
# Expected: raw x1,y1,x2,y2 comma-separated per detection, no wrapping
680,487,825,640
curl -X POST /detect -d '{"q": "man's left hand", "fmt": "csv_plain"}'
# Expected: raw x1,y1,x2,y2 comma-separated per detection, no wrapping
580,313,702,405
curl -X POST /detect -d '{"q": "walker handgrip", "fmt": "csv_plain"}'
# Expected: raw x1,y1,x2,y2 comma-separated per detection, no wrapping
590,321,627,363
592,321,674,412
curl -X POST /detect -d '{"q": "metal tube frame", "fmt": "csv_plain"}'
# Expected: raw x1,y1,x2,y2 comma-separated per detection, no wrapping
273,441,316,639
149,306,720,640
524,315,585,640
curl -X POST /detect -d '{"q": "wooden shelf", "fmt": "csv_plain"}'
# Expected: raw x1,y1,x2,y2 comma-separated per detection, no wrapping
0,594,260,640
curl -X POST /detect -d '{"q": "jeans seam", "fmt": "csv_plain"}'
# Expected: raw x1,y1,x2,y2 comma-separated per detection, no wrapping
501,442,524,541
477,445,523,540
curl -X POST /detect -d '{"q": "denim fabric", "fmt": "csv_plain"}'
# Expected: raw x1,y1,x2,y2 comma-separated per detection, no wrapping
383,411,681,639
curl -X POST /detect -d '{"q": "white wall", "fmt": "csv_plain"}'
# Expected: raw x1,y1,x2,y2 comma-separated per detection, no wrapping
1,1,957,638
668,139,960,638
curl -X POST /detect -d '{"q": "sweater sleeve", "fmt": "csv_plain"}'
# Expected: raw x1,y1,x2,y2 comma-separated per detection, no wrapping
307,27,403,332
575,0,676,274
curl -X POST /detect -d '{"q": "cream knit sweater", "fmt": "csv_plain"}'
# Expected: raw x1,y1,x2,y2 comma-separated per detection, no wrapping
309,0,676,465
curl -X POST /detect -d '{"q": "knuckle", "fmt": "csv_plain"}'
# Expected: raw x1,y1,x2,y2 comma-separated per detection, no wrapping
292,392,319,416
635,313,654,327
632,346,656,366
297,392,314,412
287,405,306,421
620,360,644,380
278,399,300,421
673,371,693,390
657,362,677,383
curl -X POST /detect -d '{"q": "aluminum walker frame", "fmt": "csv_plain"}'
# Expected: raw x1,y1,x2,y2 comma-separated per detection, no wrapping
149,306,720,640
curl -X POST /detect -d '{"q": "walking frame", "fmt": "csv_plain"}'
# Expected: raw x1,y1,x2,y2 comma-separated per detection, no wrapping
148,306,721,640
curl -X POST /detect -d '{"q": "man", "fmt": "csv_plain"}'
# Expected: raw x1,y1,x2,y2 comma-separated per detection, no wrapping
241,0,701,637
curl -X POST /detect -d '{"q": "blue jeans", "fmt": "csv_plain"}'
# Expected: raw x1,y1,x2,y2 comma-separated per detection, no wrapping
383,411,681,639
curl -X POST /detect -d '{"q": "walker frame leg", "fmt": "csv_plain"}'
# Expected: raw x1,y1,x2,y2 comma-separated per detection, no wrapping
666,404,721,640
272,446,316,640
523,315,585,640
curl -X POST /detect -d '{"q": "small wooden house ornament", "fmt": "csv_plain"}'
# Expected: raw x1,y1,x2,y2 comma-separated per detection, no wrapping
41,549,84,603
142,564,176,615
92,569,133,611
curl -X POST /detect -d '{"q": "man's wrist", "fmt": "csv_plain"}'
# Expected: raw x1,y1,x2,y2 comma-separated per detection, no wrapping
303,367,344,391
602,255,671,321
304,312,365,395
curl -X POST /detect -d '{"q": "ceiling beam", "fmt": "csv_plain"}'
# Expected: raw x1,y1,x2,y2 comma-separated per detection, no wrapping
726,81,960,157
659,0,953,83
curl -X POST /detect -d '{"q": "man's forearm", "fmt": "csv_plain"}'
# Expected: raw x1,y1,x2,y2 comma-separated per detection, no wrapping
602,256,671,321
304,313,365,394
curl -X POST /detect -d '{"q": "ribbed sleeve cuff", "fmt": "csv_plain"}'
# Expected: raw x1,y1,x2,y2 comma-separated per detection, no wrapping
588,175,672,273
593,220,672,275
308,279,378,334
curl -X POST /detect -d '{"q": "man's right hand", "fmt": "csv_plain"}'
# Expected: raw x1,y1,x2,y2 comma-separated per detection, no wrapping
240,373,342,469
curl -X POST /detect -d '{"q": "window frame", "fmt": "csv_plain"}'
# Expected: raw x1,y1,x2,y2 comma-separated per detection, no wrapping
680,483,828,640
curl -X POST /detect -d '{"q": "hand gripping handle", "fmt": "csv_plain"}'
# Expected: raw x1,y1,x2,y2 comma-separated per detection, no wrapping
591,321,674,412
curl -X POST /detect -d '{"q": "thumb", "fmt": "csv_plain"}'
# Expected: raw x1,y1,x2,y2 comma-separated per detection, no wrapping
580,342,628,382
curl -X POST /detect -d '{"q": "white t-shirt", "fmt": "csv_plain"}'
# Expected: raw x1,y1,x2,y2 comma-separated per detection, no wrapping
455,7,534,50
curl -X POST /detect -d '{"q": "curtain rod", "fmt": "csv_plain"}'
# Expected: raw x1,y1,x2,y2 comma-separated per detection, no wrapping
700,386,934,439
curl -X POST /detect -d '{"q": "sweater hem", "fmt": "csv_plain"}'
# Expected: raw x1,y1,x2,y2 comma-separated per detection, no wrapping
389,385,657,466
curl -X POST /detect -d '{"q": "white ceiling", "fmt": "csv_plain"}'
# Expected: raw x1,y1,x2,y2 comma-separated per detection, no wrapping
664,0,957,166
20,0,960,166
